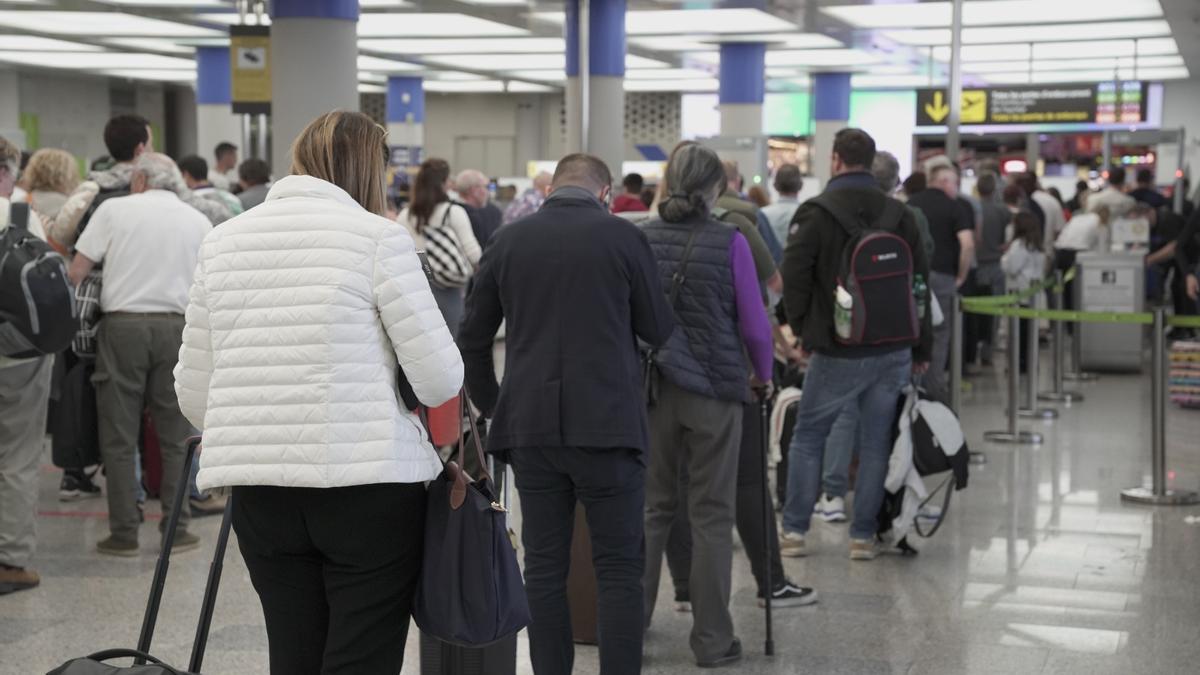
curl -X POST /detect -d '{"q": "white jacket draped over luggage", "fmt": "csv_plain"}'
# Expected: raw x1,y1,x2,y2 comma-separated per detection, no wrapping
174,175,463,490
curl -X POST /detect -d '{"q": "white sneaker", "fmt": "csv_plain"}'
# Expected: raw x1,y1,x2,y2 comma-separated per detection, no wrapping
779,531,808,557
816,495,847,523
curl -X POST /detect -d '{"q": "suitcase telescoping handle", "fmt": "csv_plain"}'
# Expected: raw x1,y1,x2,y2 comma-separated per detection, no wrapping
189,494,233,673
135,436,202,663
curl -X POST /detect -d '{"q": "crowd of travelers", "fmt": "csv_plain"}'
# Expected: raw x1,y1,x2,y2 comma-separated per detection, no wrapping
1,110,1197,675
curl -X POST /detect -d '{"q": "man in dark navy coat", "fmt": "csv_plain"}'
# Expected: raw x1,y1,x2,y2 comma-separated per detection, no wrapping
459,153,674,675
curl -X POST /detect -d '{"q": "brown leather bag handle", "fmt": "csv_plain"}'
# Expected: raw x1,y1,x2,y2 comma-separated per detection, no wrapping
448,385,489,511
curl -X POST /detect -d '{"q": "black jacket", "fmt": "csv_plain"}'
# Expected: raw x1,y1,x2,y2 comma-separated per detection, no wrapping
782,171,933,362
459,188,675,455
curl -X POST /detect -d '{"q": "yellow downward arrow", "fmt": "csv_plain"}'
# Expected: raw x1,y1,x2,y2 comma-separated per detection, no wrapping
925,91,950,123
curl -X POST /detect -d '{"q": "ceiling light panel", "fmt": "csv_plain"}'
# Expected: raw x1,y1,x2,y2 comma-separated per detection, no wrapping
94,0,230,6
630,33,842,52
823,0,1160,28
625,68,715,81
358,83,386,93
0,11,223,37
533,9,795,35
357,55,421,71
358,0,414,7
193,12,269,25
851,74,940,89
358,37,563,55
358,14,526,38
765,49,883,67
425,53,665,71
458,0,529,5
0,50,195,70
932,44,1032,62
506,81,556,92
105,38,196,54
105,68,197,82
424,80,506,93
886,20,1170,46
503,69,565,82
0,36,103,51
624,78,718,92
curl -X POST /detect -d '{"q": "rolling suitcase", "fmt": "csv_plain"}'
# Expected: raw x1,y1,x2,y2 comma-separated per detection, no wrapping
48,438,234,674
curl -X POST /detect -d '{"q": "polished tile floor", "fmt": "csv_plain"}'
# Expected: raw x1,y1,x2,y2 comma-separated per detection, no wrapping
3,348,1200,674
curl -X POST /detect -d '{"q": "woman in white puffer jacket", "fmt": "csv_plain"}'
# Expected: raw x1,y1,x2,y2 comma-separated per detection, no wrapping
173,111,462,675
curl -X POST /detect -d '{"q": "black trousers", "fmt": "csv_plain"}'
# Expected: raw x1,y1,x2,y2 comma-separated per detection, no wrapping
231,483,427,675
508,447,645,675
666,401,786,597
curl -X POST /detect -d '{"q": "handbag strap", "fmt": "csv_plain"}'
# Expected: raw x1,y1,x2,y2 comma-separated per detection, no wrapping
912,475,955,538
456,384,489,482
668,225,702,308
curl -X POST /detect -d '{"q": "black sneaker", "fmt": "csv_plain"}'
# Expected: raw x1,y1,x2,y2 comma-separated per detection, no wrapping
757,580,818,608
58,471,102,502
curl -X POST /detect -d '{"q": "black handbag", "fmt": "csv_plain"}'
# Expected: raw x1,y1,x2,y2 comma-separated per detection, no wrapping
643,225,701,406
412,389,531,647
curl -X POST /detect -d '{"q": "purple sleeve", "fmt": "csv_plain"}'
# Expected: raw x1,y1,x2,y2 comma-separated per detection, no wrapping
730,232,774,382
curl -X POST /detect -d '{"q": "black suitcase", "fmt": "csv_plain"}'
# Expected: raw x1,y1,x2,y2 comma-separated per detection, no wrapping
419,457,519,675
47,438,234,674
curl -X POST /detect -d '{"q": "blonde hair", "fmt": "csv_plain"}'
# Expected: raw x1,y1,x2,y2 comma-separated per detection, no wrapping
289,111,388,216
25,149,80,194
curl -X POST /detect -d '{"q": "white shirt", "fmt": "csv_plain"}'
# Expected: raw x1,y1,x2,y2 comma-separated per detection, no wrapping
1055,212,1107,253
208,168,238,192
1031,190,1066,253
74,190,212,314
1001,242,1047,295
761,196,801,246
1087,186,1135,219
398,201,482,267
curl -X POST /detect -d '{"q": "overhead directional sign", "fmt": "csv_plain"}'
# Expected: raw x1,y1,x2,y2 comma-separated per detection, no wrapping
916,82,1148,128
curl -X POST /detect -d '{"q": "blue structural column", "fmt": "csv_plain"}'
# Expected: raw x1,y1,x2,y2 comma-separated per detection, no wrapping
565,0,625,183
195,46,241,171
269,0,358,175
812,72,852,187
386,76,424,166
718,42,767,184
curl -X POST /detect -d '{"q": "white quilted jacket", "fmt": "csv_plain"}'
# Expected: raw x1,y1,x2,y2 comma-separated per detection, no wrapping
174,175,463,490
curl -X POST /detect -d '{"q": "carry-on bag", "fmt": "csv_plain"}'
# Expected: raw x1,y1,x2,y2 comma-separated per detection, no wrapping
413,389,530,647
419,409,522,675
48,438,234,675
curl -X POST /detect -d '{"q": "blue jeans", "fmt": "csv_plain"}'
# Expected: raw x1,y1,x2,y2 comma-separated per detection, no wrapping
821,404,860,499
783,349,912,540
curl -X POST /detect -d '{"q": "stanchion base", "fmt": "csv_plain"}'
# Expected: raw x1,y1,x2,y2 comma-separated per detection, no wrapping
1039,390,1084,403
983,430,1043,445
968,451,988,465
1018,407,1060,419
1064,371,1099,382
1120,487,1200,506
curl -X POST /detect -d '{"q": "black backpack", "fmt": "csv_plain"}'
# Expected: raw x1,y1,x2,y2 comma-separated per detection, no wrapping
813,196,919,347
0,202,77,358
77,185,130,239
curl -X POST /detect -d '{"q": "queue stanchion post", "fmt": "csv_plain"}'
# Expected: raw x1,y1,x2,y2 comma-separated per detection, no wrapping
1065,269,1099,382
1018,298,1058,420
984,312,1043,445
956,296,987,464
950,293,963,417
1121,307,1200,505
1040,271,1084,403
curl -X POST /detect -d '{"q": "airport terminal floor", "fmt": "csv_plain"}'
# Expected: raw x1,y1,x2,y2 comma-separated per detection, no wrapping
4,355,1200,675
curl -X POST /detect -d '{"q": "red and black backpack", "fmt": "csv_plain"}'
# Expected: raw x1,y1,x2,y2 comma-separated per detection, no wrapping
812,196,919,347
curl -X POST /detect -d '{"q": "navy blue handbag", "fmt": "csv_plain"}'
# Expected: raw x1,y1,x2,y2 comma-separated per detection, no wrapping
413,390,531,647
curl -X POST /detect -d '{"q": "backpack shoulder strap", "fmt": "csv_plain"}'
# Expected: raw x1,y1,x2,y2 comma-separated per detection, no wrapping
667,225,702,307
809,193,862,239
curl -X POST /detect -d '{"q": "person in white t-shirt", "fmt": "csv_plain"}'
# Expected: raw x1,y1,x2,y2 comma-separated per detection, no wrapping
68,152,212,558
208,141,239,192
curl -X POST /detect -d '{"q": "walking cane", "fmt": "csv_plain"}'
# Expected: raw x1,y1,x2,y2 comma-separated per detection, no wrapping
757,390,776,657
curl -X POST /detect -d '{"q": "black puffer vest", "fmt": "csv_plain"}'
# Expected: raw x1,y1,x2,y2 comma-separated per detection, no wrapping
643,216,748,403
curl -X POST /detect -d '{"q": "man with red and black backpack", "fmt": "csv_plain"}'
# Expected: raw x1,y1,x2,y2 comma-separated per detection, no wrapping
778,128,933,562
